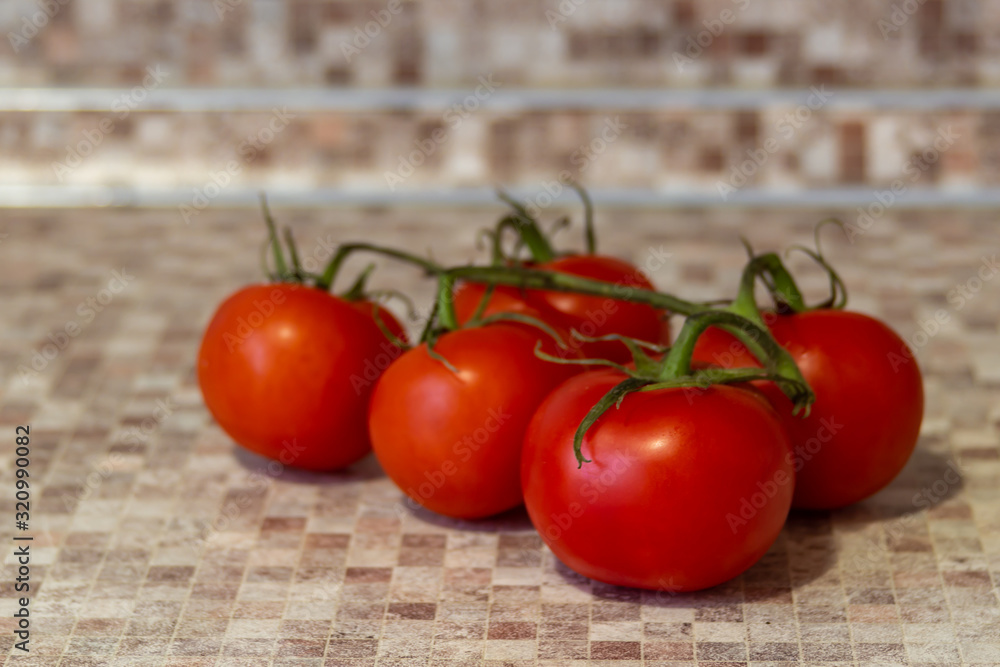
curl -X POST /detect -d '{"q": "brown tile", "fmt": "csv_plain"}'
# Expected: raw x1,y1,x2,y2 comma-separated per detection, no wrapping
387,603,437,620
304,533,351,549
487,622,536,640
402,534,447,548
344,567,392,583
590,640,642,660
943,570,992,587
840,121,866,183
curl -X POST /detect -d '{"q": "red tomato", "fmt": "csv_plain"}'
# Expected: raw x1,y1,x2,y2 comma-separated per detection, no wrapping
198,284,401,471
368,323,580,519
453,255,669,363
693,309,924,509
453,281,541,321
349,299,408,343
522,369,793,591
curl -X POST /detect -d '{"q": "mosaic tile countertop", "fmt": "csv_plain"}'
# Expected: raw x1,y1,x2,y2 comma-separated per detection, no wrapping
0,207,998,666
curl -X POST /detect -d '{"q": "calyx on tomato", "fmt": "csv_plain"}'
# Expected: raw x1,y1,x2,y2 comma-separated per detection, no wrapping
450,186,671,363
434,264,816,462
256,199,413,346
693,221,925,510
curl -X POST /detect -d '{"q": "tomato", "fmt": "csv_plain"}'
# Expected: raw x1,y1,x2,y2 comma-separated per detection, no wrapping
693,309,924,509
198,284,401,471
368,323,580,519
522,369,793,592
453,281,541,321
349,299,408,343
453,255,669,363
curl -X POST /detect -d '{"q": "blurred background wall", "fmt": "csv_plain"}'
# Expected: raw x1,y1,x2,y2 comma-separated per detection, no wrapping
0,0,997,208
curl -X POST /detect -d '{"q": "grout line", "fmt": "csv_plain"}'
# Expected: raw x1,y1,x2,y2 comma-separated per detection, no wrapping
3,185,1000,210
5,87,1000,112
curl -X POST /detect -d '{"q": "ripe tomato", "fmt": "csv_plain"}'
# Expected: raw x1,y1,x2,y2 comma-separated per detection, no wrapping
198,284,401,471
368,323,580,519
453,255,669,363
348,299,408,343
452,281,541,321
522,369,793,592
693,309,924,509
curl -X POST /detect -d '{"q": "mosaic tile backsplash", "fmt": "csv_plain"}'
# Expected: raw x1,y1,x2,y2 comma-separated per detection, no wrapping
0,0,996,88
3,108,992,194
2,0,999,196
1,207,999,666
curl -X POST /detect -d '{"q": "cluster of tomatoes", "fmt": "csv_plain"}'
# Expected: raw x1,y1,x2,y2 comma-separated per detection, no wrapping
198,194,924,592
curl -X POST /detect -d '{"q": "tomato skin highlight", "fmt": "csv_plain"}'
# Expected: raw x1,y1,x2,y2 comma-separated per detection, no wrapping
198,284,397,471
693,309,925,509
368,324,580,519
522,369,794,592
453,255,669,362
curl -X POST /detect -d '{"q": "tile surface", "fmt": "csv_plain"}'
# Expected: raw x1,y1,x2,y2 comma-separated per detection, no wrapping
1,0,997,88
0,207,998,666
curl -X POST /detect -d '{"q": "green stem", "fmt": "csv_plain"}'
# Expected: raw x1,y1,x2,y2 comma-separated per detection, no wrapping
496,190,555,262
659,310,809,408
728,252,809,322
318,243,443,292
446,265,706,316
568,308,815,467
283,227,303,280
437,273,460,330
342,263,376,302
569,181,596,254
260,195,288,278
